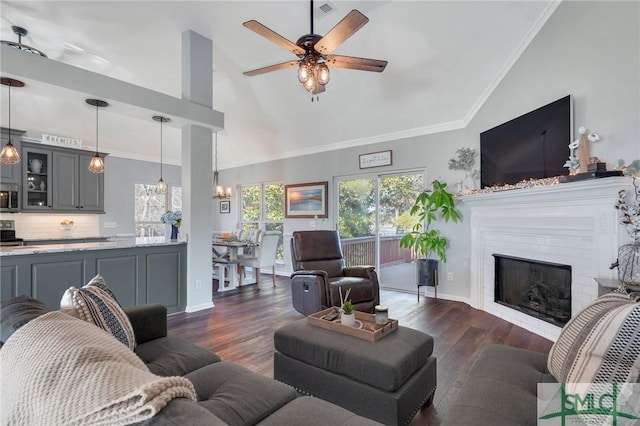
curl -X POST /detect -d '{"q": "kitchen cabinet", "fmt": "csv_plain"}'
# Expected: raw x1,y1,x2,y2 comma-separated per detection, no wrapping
0,128,25,185
22,142,106,213
0,242,188,314
22,145,53,211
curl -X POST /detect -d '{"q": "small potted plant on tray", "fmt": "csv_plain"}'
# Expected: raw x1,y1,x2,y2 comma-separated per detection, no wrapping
339,287,356,327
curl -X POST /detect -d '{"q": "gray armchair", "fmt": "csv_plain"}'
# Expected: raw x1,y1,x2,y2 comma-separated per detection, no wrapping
290,230,380,316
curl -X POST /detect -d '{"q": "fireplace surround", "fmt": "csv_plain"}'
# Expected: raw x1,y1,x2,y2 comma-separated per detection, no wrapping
463,176,632,340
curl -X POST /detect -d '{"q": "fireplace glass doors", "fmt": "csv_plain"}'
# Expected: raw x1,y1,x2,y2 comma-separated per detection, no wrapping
494,254,571,327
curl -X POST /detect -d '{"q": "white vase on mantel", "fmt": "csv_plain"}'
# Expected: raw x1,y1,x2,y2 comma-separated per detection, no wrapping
165,223,172,243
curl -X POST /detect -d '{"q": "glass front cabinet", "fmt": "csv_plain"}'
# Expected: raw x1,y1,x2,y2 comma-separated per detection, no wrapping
22,142,105,213
23,146,52,210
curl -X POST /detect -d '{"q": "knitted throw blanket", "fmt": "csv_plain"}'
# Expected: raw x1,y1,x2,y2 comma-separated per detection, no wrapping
1,311,197,425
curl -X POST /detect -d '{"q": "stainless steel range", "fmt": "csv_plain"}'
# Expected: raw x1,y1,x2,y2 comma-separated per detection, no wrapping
0,220,24,246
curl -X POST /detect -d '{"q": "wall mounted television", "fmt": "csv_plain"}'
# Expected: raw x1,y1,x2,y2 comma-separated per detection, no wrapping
480,95,573,188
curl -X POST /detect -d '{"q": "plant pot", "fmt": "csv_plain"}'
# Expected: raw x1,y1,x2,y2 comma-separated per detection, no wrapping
417,259,438,287
340,312,356,327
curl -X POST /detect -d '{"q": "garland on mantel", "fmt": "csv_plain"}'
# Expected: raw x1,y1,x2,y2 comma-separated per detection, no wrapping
459,176,561,197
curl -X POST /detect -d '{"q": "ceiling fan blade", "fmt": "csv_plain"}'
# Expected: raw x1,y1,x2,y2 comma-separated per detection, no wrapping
314,10,369,55
243,60,299,77
325,55,388,72
243,20,305,56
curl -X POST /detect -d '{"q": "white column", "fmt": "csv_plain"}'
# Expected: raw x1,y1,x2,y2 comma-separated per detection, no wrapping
182,30,216,312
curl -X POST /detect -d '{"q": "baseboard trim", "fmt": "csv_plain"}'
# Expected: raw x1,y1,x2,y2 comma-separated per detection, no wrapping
185,301,215,313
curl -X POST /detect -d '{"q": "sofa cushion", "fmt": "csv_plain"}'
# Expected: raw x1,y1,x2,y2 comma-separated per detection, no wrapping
0,295,50,347
60,274,136,350
135,335,221,377
136,398,228,425
445,344,555,426
257,396,383,425
185,361,297,426
547,292,640,383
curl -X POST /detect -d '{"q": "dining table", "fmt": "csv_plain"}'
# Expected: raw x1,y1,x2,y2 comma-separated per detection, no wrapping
212,238,257,291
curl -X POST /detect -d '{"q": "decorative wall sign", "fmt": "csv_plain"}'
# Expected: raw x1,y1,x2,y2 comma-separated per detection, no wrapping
359,150,392,169
220,200,230,214
41,133,83,148
285,181,328,218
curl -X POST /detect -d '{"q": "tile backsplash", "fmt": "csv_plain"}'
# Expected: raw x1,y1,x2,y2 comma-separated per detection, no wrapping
0,214,101,240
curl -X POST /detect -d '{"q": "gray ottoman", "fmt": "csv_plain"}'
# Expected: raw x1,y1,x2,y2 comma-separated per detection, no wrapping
274,319,437,426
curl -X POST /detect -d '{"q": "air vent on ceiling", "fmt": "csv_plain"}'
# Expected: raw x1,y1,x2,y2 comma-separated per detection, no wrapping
315,2,336,19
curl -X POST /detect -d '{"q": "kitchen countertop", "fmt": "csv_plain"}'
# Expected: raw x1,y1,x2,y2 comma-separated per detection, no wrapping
0,238,186,256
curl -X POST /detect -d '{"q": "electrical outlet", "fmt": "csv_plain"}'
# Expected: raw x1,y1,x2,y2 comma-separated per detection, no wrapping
195,280,202,290
447,272,454,282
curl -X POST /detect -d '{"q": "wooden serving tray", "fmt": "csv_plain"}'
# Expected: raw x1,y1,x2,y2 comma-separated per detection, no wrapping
307,307,398,341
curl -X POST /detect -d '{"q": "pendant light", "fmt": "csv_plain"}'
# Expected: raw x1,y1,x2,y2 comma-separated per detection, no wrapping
0,77,24,165
213,133,231,199
86,98,108,173
153,115,170,194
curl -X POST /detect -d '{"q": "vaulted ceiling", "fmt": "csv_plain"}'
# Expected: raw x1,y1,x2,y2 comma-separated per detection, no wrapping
0,1,555,169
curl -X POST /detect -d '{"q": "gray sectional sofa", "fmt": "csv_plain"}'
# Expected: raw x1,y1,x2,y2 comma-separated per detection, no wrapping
443,344,555,425
1,298,381,426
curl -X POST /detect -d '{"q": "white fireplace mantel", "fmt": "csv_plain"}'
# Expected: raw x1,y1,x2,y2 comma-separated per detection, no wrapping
461,176,633,340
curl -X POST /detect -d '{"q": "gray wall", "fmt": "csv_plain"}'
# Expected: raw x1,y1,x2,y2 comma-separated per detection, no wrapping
215,1,640,302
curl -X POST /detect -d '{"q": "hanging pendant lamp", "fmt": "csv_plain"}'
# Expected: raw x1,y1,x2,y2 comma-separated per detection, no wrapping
0,77,24,165
153,115,170,195
86,98,108,173
212,133,231,199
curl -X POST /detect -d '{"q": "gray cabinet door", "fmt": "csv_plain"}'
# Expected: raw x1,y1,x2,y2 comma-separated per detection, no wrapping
52,151,79,210
22,146,53,211
78,153,104,211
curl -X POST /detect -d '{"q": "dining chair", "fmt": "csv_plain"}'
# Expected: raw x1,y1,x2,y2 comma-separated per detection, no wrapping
239,230,281,288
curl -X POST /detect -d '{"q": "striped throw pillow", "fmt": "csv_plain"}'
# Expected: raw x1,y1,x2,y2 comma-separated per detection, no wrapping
60,275,136,350
547,292,640,384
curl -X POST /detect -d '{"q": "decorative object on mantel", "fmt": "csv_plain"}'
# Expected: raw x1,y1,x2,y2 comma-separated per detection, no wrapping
611,160,640,289
212,133,232,199
85,99,108,174
161,210,182,242
400,180,461,301
565,127,601,175
152,116,171,195
448,147,479,193
461,176,561,196
0,77,24,165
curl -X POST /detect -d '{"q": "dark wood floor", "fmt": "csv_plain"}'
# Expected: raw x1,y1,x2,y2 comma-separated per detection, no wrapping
167,274,553,425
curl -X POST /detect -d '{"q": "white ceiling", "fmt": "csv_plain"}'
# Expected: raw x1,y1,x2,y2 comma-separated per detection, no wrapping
0,1,555,169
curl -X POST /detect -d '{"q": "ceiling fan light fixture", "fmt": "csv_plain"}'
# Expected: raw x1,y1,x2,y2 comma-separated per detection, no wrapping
316,63,330,85
1,26,47,58
297,63,311,83
304,76,317,92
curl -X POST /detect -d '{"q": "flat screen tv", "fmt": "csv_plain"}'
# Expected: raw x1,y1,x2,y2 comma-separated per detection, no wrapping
480,95,573,188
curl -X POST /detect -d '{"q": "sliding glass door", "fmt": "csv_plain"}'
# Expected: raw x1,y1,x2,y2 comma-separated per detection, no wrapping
336,171,424,291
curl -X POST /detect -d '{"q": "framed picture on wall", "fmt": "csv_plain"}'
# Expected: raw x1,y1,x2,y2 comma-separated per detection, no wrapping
220,200,230,214
359,150,392,169
285,181,328,218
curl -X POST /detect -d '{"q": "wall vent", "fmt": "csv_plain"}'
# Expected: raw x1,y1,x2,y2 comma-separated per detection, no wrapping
315,2,336,19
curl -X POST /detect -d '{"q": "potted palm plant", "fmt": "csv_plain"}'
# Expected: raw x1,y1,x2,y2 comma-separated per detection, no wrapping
400,180,461,294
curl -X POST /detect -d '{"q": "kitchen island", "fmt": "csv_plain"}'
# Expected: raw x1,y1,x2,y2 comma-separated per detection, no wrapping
0,239,187,314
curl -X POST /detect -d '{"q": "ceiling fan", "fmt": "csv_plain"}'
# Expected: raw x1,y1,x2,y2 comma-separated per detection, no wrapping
242,0,387,96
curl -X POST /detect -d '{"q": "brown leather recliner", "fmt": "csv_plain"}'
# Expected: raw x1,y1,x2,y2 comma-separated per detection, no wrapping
290,230,380,315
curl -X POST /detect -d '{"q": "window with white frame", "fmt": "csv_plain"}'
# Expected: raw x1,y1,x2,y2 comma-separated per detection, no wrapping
135,184,182,237
240,182,284,261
